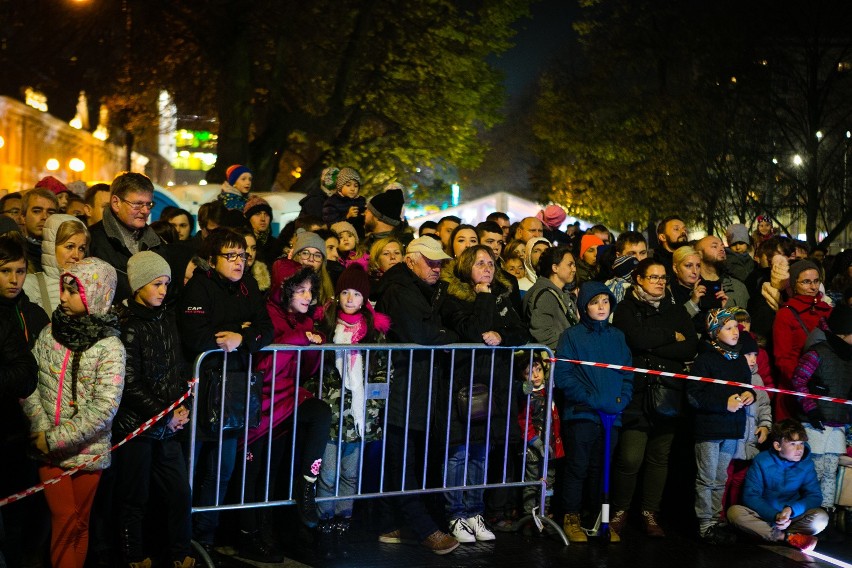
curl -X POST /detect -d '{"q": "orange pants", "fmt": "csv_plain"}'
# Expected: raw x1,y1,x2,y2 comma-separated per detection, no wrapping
39,465,102,568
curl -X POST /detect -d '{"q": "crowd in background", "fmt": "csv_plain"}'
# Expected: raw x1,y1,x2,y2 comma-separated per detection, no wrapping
0,166,851,566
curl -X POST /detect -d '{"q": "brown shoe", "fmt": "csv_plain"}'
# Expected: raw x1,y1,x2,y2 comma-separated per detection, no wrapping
608,510,627,543
562,513,588,543
421,530,460,555
642,510,666,538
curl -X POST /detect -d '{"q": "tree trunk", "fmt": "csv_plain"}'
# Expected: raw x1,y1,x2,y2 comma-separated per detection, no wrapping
208,38,252,183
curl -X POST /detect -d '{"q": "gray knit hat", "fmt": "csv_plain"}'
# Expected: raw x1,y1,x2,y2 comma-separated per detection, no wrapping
291,230,326,260
725,223,750,247
331,221,359,244
128,251,171,293
335,167,361,192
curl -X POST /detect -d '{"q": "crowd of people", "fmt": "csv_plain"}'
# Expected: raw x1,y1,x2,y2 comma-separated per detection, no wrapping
1,166,851,567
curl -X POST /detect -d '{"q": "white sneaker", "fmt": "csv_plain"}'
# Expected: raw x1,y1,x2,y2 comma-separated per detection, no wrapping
449,517,476,543
466,514,496,541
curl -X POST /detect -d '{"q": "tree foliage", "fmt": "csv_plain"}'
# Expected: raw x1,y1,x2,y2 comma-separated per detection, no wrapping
532,0,852,247
1,0,530,197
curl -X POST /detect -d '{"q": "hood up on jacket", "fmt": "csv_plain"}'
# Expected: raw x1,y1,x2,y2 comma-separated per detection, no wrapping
62,257,117,315
41,213,88,276
577,281,617,331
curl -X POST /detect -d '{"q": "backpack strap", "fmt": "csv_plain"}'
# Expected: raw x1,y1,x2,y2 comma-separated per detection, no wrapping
36,272,51,313
785,305,810,335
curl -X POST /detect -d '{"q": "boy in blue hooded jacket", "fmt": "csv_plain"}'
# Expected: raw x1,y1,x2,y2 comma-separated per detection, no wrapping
555,281,633,543
727,420,828,551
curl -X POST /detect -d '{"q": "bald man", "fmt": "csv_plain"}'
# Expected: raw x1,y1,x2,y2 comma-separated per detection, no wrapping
515,217,544,244
695,235,750,309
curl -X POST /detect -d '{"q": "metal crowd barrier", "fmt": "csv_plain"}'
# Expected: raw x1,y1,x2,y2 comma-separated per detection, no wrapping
187,343,566,564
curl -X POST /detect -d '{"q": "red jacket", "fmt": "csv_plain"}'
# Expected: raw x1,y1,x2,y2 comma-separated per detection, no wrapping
772,293,831,420
518,388,565,459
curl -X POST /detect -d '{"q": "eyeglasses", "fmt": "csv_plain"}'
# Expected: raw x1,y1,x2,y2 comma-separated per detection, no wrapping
643,274,669,282
299,250,324,262
219,252,248,262
797,278,821,286
121,198,154,211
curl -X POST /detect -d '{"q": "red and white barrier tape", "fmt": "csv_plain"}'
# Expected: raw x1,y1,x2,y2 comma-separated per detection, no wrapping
552,357,852,407
0,379,197,508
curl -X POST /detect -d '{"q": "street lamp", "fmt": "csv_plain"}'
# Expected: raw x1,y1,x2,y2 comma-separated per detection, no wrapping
46,159,60,171
792,154,803,167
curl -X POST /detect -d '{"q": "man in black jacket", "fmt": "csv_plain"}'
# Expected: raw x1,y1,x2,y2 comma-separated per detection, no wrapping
88,172,174,304
374,236,461,555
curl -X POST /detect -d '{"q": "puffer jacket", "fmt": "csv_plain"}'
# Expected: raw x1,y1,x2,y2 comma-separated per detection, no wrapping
113,300,190,441
23,214,87,316
22,258,125,470
743,445,823,522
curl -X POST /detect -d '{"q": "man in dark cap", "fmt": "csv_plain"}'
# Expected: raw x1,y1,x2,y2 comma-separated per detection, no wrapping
363,184,412,249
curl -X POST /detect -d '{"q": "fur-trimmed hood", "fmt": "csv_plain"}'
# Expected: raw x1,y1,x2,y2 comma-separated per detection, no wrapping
441,258,513,302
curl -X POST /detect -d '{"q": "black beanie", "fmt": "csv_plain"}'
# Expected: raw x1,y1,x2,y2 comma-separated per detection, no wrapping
740,332,759,355
366,188,404,227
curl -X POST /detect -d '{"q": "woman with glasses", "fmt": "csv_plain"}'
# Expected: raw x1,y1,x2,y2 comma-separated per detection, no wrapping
177,227,273,555
610,258,698,540
772,259,833,422
288,230,335,304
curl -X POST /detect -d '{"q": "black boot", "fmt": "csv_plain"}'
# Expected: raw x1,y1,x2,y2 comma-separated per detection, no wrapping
295,476,319,528
823,509,846,543
316,520,337,559
334,517,352,558
238,530,284,563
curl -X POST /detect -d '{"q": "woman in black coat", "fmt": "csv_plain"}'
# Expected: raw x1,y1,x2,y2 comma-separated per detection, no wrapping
438,245,529,542
177,228,273,552
610,258,698,539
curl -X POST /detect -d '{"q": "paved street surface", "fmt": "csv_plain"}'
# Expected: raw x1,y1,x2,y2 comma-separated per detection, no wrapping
206,508,852,568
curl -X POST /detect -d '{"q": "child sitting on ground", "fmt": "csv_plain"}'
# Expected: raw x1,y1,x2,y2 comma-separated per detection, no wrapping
517,353,564,517
727,419,829,552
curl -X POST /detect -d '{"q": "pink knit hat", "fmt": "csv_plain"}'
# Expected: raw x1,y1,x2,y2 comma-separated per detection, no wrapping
537,204,567,229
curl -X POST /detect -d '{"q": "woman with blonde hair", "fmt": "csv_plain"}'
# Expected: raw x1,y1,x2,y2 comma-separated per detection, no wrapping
24,214,90,316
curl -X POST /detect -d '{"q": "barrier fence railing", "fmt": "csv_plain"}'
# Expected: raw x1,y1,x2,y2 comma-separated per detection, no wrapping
188,342,567,559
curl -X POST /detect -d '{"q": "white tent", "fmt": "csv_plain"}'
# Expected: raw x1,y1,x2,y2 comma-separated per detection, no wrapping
155,184,305,234
407,191,590,231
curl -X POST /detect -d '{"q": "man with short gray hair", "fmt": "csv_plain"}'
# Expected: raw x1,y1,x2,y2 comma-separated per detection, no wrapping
374,236,460,555
89,172,168,302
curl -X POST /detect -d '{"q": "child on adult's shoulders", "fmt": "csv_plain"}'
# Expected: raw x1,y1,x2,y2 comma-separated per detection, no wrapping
322,167,366,235
727,419,828,552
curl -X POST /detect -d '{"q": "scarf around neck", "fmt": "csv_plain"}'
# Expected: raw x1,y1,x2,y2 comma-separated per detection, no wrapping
632,285,665,309
334,311,369,437
52,309,120,352
710,339,741,360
